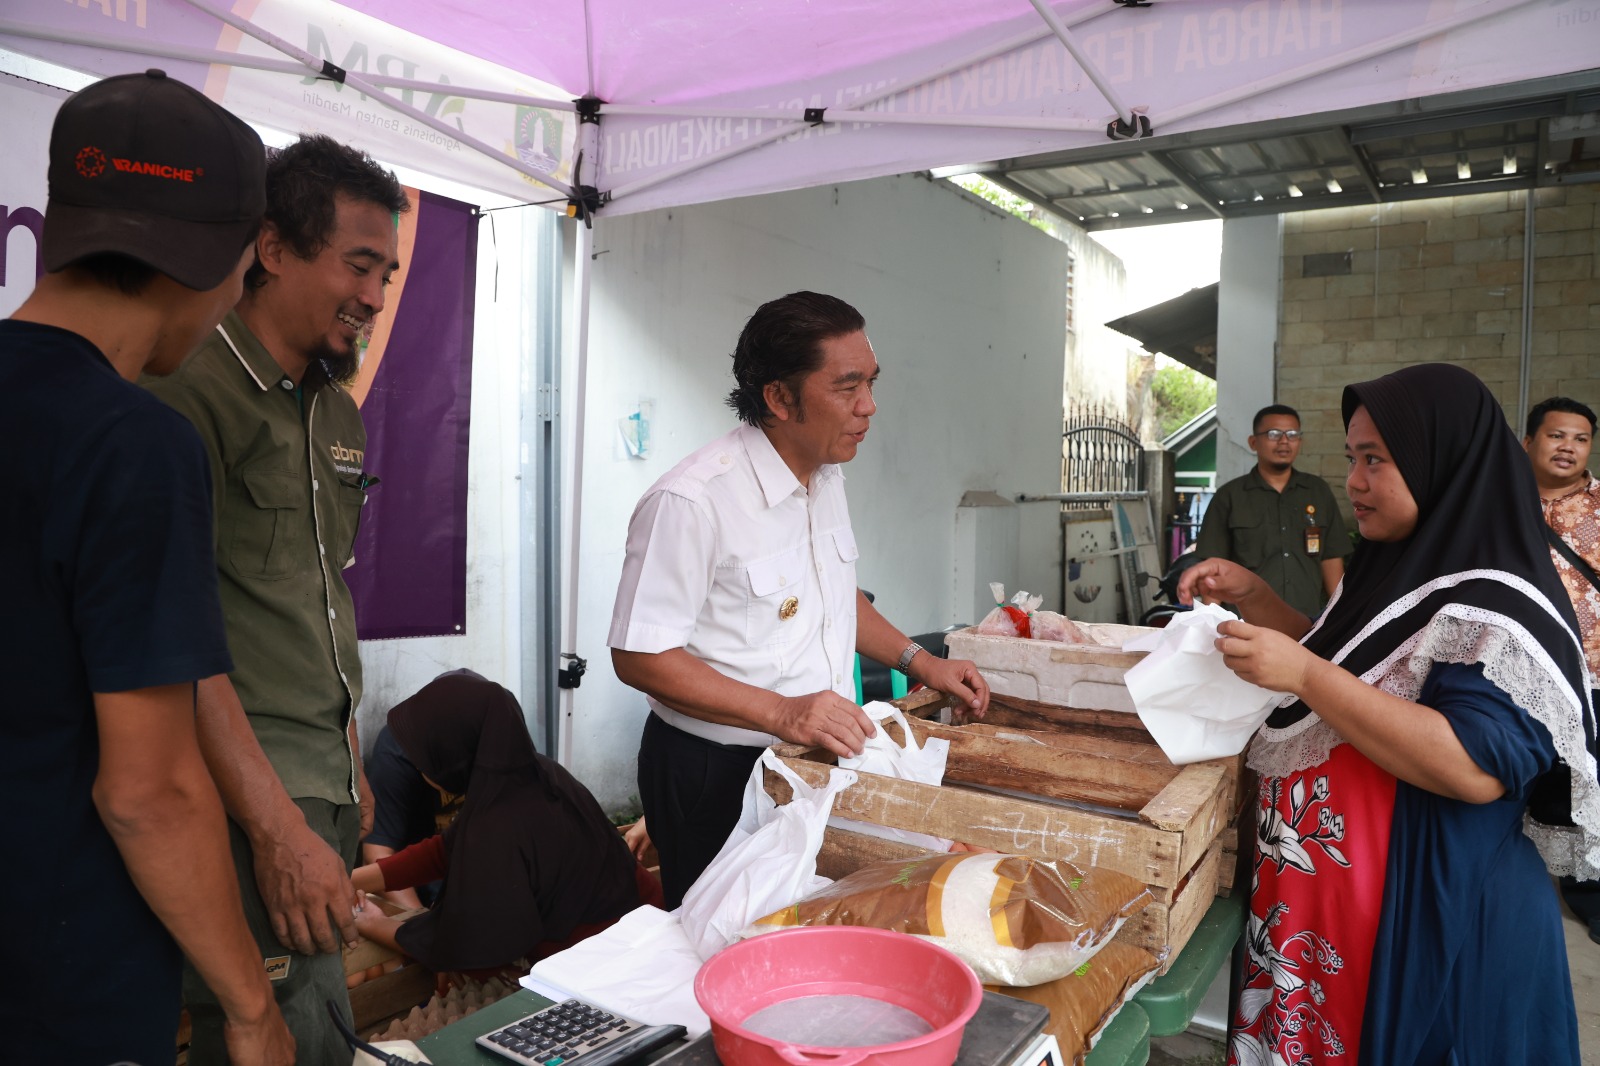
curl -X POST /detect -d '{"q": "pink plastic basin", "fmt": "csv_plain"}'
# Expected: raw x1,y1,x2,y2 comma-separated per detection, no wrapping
693,926,982,1066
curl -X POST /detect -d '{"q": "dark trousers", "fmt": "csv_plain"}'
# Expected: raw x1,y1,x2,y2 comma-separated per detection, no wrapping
637,712,765,908
184,798,361,1066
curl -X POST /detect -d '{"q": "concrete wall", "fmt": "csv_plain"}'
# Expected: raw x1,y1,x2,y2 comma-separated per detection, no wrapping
1277,182,1600,516
563,174,1069,811
1056,224,1138,418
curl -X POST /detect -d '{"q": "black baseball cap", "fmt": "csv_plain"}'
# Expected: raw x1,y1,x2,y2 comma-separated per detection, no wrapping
43,69,266,291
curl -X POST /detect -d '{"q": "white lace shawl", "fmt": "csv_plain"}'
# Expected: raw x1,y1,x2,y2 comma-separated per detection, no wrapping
1247,569,1600,880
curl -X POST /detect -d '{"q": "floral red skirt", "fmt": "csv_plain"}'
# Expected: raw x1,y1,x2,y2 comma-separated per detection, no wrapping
1229,742,1397,1065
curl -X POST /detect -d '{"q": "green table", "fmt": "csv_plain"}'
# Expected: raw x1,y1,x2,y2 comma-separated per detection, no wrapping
416,990,555,1064
1132,894,1246,1038
1084,1000,1149,1066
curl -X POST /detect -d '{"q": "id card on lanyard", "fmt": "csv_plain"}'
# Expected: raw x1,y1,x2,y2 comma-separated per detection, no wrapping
1304,504,1322,556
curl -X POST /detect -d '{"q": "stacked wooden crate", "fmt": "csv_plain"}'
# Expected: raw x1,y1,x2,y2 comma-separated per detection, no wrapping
768,703,1242,973
345,897,434,1038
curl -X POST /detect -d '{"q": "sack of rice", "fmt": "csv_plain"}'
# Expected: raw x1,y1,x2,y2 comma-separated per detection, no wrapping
743,852,1151,986
985,940,1162,1065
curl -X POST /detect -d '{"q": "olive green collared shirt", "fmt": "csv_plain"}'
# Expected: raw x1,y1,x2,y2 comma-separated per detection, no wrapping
145,312,366,804
1194,466,1352,620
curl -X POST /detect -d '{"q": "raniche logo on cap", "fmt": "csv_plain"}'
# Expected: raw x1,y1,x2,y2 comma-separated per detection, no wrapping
110,156,202,183
75,146,107,179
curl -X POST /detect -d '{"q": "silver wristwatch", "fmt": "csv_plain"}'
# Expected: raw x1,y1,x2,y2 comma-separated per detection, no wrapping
895,641,924,674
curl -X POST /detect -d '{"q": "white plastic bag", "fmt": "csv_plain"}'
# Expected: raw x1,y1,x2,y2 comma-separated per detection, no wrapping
1122,602,1288,764
678,749,857,960
832,701,952,851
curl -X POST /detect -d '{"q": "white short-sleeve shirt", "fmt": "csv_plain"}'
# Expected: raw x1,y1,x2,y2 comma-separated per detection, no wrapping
608,422,860,746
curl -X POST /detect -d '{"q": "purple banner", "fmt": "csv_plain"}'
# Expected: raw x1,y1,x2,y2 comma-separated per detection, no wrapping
346,188,476,639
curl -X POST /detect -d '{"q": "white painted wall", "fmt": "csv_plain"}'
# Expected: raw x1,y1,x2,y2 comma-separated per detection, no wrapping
1215,215,1283,483
561,175,1068,811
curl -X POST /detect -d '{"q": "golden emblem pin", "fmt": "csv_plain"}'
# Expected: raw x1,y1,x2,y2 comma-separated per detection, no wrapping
779,596,799,620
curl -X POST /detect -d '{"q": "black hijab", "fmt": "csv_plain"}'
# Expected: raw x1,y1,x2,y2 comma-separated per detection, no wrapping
1258,364,1598,876
388,671,639,972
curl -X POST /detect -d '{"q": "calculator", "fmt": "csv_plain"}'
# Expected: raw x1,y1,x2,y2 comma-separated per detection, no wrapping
475,998,687,1066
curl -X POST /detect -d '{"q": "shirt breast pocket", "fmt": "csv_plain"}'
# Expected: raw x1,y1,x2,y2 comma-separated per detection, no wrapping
831,527,860,565
229,471,306,580
331,478,367,569
744,545,808,648
1229,514,1271,570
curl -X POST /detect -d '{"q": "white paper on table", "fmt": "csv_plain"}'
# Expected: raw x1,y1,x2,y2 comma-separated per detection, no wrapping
1121,603,1290,764
523,904,710,1037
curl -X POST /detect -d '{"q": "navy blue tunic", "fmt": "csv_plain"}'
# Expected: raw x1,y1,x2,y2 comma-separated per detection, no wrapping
1362,662,1579,1065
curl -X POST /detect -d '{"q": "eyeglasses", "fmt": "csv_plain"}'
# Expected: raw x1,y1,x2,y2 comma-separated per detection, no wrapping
1259,429,1302,442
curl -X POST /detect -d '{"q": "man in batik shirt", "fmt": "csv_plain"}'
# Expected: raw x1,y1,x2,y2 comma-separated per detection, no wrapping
1525,395,1600,941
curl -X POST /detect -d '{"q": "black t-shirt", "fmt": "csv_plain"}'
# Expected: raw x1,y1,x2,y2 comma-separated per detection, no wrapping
365,724,443,850
0,320,233,1058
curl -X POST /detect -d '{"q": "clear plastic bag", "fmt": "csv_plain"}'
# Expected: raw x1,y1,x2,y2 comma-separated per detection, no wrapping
975,582,1043,638
1029,610,1091,644
743,852,1152,986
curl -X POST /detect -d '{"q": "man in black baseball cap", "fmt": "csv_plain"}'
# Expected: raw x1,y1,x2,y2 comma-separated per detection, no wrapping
0,70,292,1064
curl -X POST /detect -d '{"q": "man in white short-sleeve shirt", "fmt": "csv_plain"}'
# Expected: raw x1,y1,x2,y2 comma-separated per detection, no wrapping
609,291,990,905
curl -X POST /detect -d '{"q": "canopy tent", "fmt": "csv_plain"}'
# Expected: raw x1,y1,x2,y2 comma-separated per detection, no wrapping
5,0,1595,217
7,0,1596,758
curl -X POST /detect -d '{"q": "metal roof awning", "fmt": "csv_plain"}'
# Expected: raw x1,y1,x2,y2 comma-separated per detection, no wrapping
951,69,1600,232
1106,283,1217,378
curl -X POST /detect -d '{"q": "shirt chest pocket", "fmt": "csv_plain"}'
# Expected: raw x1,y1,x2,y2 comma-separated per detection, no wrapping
329,479,367,569
743,545,809,648
1228,513,1271,570
229,471,307,580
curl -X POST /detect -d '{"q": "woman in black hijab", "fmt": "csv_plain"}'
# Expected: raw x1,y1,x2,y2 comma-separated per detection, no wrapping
351,671,658,974
1180,364,1596,1066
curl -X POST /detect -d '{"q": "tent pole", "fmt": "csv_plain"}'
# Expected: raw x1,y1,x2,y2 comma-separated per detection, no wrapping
1,20,301,76
555,120,601,767
170,0,576,199
601,102,1102,133
531,209,565,761
1023,0,1133,126
606,0,1120,204
0,19,576,110
0,20,576,111
1161,0,1539,129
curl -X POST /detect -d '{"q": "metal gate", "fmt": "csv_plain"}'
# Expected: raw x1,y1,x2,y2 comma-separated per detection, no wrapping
1061,402,1144,500
1058,403,1154,623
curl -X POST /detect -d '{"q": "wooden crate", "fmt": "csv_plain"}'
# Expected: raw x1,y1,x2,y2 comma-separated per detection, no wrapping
943,624,1154,712
766,701,1237,971
344,896,433,1036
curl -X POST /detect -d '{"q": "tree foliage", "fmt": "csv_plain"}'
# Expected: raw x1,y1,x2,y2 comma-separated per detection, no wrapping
949,175,1051,231
1151,363,1216,438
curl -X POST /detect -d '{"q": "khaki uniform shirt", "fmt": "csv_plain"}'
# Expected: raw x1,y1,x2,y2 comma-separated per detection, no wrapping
146,312,366,804
1195,467,1352,621
1542,473,1600,684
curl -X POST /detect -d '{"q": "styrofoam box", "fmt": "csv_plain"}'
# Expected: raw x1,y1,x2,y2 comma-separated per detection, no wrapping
944,622,1156,713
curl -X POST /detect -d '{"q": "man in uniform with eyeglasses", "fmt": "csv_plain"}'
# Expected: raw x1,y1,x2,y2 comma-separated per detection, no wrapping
1193,404,1351,621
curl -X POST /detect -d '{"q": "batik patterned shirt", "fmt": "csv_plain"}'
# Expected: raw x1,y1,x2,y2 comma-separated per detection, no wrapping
1543,473,1600,684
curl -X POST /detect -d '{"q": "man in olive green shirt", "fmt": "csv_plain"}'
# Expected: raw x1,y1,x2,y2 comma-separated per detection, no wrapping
147,135,408,1065
1194,404,1350,621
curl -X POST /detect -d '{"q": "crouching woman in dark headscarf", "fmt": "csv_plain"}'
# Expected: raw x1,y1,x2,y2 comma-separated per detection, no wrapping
1179,364,1598,1066
351,671,662,975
